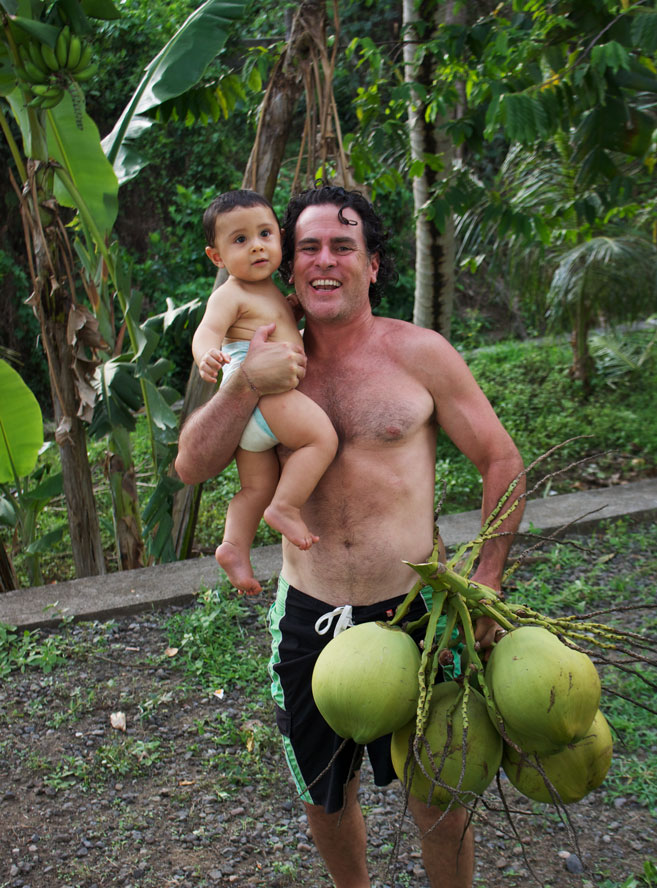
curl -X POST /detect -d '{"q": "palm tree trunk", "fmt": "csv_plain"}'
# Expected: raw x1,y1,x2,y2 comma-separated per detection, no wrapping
569,308,594,395
404,0,460,338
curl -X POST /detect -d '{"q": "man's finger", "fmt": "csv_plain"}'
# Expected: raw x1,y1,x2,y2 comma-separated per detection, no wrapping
250,323,277,346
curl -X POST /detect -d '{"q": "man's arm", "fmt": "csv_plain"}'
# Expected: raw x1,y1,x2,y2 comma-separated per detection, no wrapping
175,323,307,485
424,335,525,642
427,342,524,559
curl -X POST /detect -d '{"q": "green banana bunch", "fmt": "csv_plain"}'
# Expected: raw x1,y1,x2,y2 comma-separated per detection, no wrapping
15,30,96,109
28,84,65,109
55,26,71,67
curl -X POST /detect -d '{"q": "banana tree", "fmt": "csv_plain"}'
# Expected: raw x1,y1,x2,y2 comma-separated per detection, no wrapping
1,0,246,573
95,0,247,566
0,358,65,589
0,1,118,579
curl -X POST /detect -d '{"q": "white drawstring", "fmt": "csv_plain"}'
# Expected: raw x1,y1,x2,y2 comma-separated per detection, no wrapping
314,604,354,638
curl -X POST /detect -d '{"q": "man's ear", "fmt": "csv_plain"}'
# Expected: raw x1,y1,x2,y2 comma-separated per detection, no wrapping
369,252,380,284
205,245,225,269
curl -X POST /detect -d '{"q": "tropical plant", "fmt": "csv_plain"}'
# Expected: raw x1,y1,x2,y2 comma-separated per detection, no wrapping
346,0,657,346
0,359,65,588
455,136,657,390
546,233,657,388
1,0,247,574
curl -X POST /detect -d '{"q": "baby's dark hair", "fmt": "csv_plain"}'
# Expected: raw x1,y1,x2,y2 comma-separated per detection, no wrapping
203,190,279,247
280,185,397,308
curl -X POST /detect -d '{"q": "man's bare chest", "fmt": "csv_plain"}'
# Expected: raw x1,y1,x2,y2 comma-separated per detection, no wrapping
301,361,434,445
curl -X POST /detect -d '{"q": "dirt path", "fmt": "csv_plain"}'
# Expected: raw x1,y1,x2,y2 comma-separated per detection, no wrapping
1,546,656,888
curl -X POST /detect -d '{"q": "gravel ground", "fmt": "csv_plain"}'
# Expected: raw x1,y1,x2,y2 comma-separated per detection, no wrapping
1,536,656,888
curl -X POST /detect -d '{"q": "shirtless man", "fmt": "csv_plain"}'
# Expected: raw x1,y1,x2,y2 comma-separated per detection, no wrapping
176,185,525,888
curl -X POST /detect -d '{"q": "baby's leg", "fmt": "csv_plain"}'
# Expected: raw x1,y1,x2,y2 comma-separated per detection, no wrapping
258,390,338,550
216,447,279,594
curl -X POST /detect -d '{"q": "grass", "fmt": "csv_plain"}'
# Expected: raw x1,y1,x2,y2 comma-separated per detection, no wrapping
435,337,657,515
164,582,271,698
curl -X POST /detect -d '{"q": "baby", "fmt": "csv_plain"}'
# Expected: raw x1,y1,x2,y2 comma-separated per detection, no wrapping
192,190,338,595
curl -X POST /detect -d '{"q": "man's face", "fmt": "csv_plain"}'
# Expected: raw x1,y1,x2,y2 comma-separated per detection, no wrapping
291,204,379,323
205,205,282,283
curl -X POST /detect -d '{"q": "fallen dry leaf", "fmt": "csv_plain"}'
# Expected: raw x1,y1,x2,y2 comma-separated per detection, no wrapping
164,647,179,658
110,711,127,732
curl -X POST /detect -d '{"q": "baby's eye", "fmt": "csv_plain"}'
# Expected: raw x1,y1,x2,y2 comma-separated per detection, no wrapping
260,228,272,238
234,235,246,244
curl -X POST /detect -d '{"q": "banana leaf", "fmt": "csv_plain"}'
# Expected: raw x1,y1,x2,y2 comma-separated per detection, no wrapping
0,359,43,484
6,88,119,238
102,0,247,183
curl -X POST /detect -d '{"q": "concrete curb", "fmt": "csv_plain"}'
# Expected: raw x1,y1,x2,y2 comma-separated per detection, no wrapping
1,478,655,630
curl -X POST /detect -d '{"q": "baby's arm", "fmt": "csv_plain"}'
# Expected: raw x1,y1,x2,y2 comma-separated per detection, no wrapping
192,288,239,384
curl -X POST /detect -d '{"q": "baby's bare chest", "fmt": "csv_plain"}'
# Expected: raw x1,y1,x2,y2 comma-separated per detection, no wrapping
227,292,300,342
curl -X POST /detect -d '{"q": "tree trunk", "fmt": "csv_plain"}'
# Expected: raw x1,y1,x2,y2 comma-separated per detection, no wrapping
24,161,106,578
170,0,327,558
569,311,594,396
0,537,18,593
404,0,460,338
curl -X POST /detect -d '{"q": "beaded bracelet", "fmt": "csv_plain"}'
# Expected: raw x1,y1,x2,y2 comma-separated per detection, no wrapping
240,365,261,397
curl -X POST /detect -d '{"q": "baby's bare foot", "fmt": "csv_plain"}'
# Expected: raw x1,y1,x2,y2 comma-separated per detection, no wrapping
264,503,319,551
215,541,262,595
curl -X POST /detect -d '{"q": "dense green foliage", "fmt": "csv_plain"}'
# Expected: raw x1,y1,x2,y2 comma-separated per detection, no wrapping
434,331,657,514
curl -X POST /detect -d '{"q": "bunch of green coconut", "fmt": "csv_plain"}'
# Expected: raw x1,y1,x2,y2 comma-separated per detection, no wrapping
312,529,627,815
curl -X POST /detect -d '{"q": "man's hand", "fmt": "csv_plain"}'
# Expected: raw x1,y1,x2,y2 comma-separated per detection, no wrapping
474,614,507,659
198,348,229,384
470,568,507,660
242,323,307,395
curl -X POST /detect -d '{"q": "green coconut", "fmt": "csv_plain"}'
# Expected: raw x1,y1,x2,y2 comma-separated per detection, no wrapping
311,621,421,745
391,681,503,809
486,626,601,754
503,709,613,804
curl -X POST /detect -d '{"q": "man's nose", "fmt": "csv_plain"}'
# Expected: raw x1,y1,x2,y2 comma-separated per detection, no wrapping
315,244,335,267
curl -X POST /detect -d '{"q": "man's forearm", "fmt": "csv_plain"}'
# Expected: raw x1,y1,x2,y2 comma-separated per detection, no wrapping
472,453,526,590
175,325,307,485
175,379,257,484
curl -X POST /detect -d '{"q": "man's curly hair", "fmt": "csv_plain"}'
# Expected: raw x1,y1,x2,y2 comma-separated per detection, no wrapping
280,185,398,309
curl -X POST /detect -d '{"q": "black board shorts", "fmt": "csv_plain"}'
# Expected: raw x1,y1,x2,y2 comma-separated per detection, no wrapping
267,577,459,815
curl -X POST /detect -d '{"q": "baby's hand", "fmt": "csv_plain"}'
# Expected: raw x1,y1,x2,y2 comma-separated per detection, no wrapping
199,348,229,384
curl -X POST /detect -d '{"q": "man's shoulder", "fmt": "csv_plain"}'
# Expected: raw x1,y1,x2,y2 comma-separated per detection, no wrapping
375,316,451,349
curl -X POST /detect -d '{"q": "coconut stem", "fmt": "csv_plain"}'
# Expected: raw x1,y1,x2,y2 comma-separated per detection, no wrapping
388,577,425,627
415,589,447,738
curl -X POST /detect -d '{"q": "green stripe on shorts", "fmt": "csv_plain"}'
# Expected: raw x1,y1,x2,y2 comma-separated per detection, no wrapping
268,576,313,804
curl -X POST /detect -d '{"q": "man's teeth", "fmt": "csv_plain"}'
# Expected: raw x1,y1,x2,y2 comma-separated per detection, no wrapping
312,279,340,288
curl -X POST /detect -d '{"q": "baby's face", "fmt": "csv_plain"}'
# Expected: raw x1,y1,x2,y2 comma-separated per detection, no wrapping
209,205,282,282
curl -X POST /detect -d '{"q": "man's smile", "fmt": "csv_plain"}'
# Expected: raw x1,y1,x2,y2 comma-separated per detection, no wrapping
311,278,341,290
